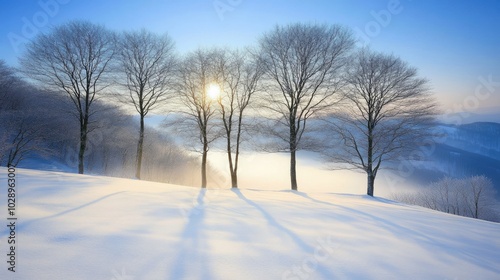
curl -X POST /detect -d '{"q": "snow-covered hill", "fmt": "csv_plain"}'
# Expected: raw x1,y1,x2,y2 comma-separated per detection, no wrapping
1,168,499,280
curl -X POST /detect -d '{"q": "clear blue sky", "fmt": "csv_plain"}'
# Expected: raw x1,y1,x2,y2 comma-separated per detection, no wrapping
1,0,499,112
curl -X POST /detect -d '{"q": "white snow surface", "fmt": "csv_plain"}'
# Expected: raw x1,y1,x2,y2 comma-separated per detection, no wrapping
1,168,499,280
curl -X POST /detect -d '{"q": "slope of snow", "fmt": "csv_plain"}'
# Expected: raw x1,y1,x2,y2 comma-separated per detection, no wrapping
0,168,499,280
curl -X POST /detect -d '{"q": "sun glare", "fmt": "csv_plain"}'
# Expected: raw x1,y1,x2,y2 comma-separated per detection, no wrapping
207,83,221,100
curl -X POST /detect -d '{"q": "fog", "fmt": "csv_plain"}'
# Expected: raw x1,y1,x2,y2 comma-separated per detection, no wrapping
206,150,416,198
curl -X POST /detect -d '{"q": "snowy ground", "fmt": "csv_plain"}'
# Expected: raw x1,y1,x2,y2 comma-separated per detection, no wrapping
1,168,499,280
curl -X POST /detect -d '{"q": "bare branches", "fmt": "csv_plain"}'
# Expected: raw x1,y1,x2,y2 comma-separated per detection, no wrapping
118,29,177,116
258,23,355,190
392,176,499,222
213,49,263,188
325,48,438,196
175,48,223,188
0,60,19,105
19,20,116,174
116,29,177,179
0,65,63,167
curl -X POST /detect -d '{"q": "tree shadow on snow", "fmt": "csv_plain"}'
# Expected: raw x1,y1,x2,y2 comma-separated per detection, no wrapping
164,188,215,280
231,189,336,279
292,191,500,276
1,191,128,237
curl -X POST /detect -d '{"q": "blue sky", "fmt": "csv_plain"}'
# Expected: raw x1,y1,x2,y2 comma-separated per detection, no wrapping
1,0,499,112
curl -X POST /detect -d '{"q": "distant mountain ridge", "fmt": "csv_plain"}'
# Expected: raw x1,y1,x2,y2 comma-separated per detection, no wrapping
439,107,500,124
405,122,500,196
442,122,500,160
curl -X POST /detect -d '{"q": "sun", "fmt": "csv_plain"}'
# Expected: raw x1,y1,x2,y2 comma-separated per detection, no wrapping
206,83,221,100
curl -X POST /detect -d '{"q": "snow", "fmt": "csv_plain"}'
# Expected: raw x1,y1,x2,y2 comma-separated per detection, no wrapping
1,168,499,279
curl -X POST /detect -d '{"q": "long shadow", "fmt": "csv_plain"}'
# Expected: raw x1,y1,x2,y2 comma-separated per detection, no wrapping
1,191,128,237
292,192,500,274
293,191,338,207
295,191,448,243
232,189,337,279
295,191,438,241
233,189,312,251
164,188,214,280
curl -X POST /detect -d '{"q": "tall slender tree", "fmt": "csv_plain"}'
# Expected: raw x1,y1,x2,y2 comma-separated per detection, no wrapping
176,49,220,188
20,21,116,174
258,23,355,190
215,50,262,188
118,29,176,179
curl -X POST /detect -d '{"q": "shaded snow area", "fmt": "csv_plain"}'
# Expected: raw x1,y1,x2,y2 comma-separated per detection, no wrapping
1,168,499,280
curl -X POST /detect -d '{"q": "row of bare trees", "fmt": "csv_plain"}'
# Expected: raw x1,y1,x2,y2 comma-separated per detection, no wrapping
258,24,436,194
0,59,219,187
17,20,438,195
392,176,499,222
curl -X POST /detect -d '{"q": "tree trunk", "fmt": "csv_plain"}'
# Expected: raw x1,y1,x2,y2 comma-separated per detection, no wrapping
231,171,238,188
78,119,88,174
367,171,375,196
290,149,298,191
135,115,145,179
289,118,298,191
367,118,374,196
225,129,237,188
231,112,245,189
201,141,208,188
474,198,479,219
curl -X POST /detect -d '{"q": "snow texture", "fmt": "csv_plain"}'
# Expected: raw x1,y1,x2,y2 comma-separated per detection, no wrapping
0,168,499,279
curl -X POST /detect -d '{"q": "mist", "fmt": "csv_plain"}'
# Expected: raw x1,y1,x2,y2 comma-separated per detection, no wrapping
206,150,416,198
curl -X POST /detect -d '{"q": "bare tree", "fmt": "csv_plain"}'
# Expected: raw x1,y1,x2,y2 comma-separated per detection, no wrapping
258,23,355,190
1,112,48,167
117,29,177,179
19,21,116,174
0,73,62,167
0,60,17,105
326,49,437,196
0,63,44,166
176,49,221,188
462,175,496,219
214,49,262,188
392,176,499,222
